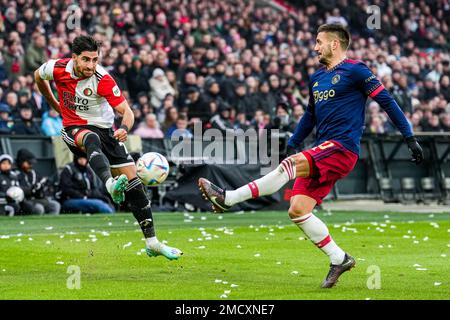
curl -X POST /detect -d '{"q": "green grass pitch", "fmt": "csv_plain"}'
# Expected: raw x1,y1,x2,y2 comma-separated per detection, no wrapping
0,210,449,300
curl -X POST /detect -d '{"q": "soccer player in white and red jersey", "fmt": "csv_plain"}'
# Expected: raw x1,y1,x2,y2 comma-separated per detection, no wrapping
35,35,182,260
199,24,424,287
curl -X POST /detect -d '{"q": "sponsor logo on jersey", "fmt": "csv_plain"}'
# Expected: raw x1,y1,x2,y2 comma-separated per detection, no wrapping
63,91,90,111
331,74,340,84
112,85,120,97
313,89,336,103
83,88,93,96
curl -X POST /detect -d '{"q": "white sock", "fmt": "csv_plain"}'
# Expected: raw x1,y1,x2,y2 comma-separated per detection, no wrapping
225,157,296,206
291,213,345,265
105,177,115,193
145,236,159,248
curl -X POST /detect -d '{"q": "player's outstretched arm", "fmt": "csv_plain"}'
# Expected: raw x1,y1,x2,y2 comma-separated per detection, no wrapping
113,100,134,142
355,62,424,164
34,68,61,114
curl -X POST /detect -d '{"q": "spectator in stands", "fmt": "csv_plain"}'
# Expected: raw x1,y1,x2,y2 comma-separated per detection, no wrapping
210,102,234,134
25,34,48,75
59,155,114,214
133,113,164,139
41,108,62,136
270,102,292,133
163,106,179,136
2,40,25,79
440,75,450,101
149,68,175,109
12,105,42,135
168,114,193,139
440,114,450,132
234,111,251,131
0,154,24,216
422,114,442,132
16,149,60,215
0,103,12,134
368,115,385,134
233,83,255,121
183,86,210,123
4,91,19,117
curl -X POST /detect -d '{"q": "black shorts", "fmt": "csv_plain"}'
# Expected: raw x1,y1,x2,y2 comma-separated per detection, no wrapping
61,125,135,168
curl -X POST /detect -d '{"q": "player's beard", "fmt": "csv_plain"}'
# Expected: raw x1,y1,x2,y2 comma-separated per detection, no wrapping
74,60,94,78
318,45,333,67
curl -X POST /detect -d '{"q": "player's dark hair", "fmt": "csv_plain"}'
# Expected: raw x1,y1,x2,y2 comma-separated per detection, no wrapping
317,24,351,50
71,35,101,55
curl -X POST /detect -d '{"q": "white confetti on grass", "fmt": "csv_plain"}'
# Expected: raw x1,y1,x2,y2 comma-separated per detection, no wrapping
56,261,64,265
413,264,421,267
230,284,239,288
45,226,53,230
434,282,442,286
222,281,228,285
45,241,52,245
122,242,132,249
423,237,429,241
441,254,447,257
197,246,206,249
214,279,222,283
220,294,228,299
416,268,428,271
254,253,261,257
20,221,24,225
224,290,231,294
291,271,299,275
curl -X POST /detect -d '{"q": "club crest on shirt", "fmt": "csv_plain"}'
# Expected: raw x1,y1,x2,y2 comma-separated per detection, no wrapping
83,88,93,96
331,74,340,85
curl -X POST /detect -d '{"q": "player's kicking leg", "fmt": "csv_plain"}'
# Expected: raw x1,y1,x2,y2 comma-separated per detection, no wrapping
73,129,128,203
112,165,183,261
199,153,301,213
199,142,356,287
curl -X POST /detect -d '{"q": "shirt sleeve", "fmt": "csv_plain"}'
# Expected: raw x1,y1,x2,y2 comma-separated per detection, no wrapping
354,62,413,138
97,74,126,108
38,60,57,80
288,85,316,149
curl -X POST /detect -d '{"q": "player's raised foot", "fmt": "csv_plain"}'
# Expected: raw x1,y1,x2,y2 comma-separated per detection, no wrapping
146,242,183,260
321,253,356,288
198,178,231,213
107,174,128,204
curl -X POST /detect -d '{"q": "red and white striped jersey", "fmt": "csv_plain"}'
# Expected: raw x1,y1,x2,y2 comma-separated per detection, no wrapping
38,58,125,128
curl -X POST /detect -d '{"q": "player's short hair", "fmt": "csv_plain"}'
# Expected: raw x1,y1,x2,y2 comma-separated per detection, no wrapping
317,24,351,50
72,35,101,55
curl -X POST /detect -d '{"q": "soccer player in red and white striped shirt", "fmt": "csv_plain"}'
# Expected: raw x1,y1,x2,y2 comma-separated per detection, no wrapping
35,35,182,260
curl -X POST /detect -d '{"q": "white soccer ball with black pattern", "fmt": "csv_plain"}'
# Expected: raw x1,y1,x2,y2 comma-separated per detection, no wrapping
136,152,170,186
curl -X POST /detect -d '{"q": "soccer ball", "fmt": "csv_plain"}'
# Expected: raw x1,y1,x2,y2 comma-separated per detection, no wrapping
136,152,170,186
6,186,24,203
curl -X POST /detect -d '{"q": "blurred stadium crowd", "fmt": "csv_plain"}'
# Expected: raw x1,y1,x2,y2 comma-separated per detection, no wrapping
0,0,449,139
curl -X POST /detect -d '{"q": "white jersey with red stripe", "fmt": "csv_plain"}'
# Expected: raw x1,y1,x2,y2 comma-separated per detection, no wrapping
38,58,125,128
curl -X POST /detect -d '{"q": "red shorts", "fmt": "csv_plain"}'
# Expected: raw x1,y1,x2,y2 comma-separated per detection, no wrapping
291,140,358,204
